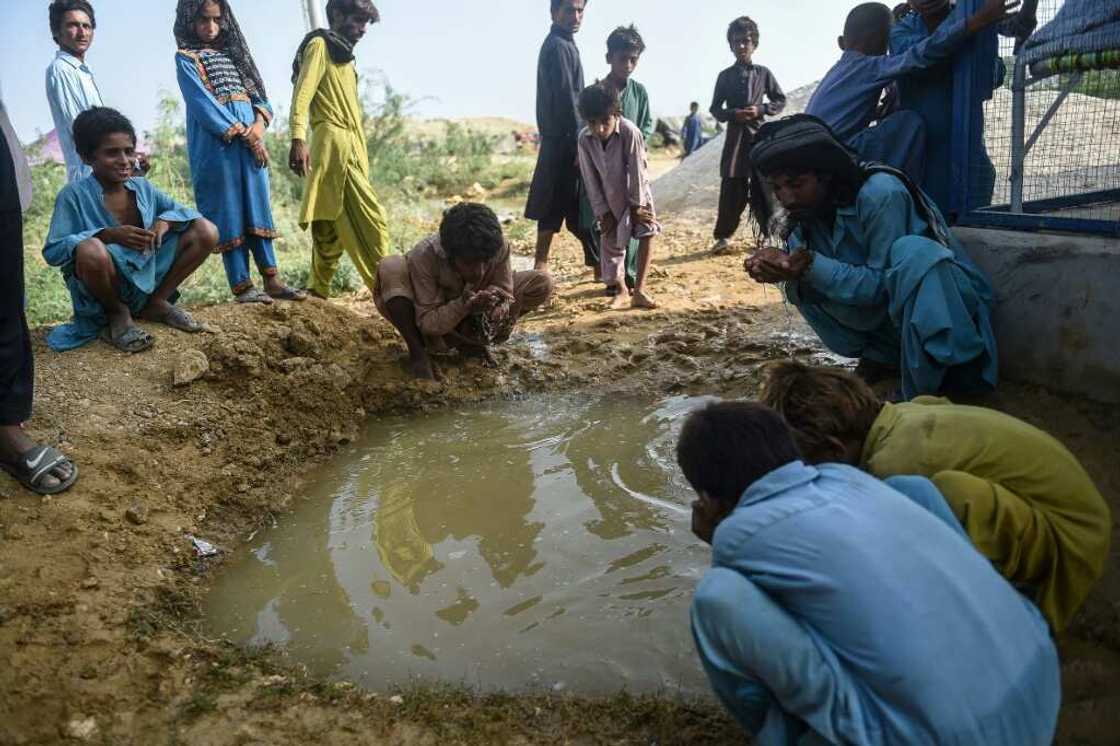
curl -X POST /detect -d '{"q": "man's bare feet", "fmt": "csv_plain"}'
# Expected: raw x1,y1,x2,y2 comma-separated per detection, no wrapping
409,353,437,381
711,238,734,255
609,292,631,310
631,289,658,309
460,345,498,368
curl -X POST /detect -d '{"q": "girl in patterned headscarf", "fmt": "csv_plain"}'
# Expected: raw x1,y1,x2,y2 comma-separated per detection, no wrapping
175,0,304,303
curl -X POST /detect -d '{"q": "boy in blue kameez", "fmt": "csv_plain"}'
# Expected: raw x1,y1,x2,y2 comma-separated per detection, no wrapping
43,107,218,353
681,102,704,158
175,0,303,304
890,0,1004,214
744,115,997,399
677,401,1060,745
805,0,1019,182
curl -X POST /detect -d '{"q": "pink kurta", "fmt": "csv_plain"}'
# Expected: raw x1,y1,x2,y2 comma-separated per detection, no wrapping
577,117,661,284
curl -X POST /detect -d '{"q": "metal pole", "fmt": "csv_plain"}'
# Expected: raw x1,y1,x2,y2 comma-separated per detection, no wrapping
1010,59,1027,213
305,0,325,30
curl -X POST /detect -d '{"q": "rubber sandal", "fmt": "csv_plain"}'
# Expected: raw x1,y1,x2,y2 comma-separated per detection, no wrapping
100,326,155,354
236,288,274,305
0,444,79,495
267,286,307,302
160,306,203,333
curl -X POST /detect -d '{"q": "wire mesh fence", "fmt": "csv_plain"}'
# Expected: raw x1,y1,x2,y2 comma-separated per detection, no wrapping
977,0,1120,224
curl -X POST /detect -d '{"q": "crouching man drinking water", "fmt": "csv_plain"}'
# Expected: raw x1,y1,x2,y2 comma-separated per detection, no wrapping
677,400,1060,745
375,203,554,380
744,114,997,399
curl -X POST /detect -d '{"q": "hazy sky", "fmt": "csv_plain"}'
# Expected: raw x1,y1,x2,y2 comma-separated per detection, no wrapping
1,0,853,142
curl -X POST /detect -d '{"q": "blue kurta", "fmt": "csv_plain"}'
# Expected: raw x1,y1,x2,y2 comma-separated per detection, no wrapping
45,50,104,183
783,172,998,398
806,16,968,177
681,113,704,157
176,50,278,293
42,176,200,351
691,461,1060,745
890,10,1005,213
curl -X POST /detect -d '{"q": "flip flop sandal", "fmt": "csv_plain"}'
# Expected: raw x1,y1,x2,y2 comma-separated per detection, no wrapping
236,288,274,305
267,286,308,302
0,444,79,495
100,326,155,354
161,306,204,333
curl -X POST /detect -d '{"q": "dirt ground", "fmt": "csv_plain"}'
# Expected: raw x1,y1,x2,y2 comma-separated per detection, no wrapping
1,211,1118,745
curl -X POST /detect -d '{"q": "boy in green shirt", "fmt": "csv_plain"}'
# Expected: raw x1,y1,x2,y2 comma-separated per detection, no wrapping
583,24,652,294
760,360,1112,633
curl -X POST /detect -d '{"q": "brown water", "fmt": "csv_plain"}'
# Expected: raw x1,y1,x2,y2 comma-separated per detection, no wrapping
204,394,719,695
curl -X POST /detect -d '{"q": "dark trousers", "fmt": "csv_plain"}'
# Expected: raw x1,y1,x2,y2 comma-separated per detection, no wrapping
0,141,32,427
714,176,752,241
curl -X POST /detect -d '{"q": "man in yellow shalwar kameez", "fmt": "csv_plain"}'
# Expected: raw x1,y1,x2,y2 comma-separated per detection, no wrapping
288,0,390,299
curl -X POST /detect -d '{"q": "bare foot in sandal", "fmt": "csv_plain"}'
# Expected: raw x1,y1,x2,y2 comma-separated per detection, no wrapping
140,299,203,333
264,277,306,302
236,287,274,305
0,425,78,495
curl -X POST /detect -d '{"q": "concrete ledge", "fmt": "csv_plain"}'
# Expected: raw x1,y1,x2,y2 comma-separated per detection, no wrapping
955,227,1120,403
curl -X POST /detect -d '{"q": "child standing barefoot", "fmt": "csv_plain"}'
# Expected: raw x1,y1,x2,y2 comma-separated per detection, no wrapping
576,83,658,310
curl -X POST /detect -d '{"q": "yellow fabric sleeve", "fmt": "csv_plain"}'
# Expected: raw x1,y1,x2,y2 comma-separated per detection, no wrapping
289,38,328,141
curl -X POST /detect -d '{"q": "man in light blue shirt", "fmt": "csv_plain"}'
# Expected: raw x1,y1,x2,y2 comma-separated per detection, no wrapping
677,401,1060,745
805,0,1016,181
745,115,998,398
45,0,103,182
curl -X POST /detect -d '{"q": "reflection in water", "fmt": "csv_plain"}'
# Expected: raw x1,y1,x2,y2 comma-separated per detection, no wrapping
205,395,718,695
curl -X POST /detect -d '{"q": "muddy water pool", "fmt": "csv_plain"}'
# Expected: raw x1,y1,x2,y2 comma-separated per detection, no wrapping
205,394,722,695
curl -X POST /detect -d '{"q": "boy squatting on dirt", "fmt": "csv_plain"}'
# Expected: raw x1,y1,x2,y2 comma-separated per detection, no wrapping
43,107,218,354
373,202,554,381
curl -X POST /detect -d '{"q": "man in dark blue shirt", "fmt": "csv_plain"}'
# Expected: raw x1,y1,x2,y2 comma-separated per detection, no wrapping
680,101,704,157
525,0,598,276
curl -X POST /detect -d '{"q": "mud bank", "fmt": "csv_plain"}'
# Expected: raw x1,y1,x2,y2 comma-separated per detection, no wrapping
1,215,1118,744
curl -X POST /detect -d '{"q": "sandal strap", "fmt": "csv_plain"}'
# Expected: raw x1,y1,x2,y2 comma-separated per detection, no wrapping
24,446,69,486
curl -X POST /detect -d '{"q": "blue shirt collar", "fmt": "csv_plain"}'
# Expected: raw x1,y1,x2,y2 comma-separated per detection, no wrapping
738,460,818,508
55,49,91,71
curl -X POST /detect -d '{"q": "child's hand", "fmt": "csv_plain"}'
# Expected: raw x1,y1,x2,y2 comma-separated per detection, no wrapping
152,220,171,249
599,213,618,236
733,109,753,123
969,0,1021,33
630,204,655,225
250,141,270,169
241,120,266,147
743,105,762,120
98,226,158,252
